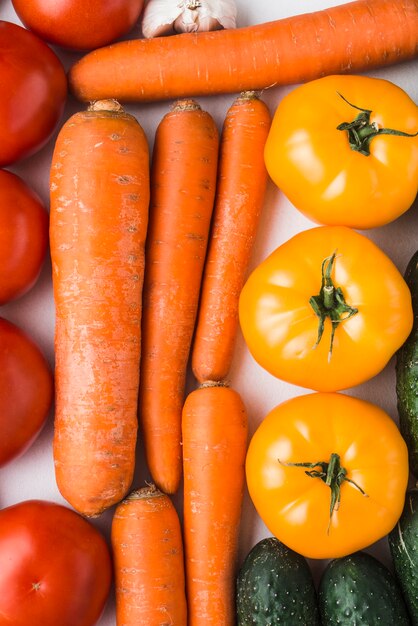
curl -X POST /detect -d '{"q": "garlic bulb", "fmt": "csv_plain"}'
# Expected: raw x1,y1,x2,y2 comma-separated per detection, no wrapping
141,0,237,39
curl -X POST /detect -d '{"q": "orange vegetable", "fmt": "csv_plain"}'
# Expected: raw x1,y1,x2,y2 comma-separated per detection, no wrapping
111,485,187,625
139,100,219,494
264,75,418,229
239,226,413,392
182,383,248,625
69,0,418,103
191,91,271,384
246,392,409,559
50,100,150,517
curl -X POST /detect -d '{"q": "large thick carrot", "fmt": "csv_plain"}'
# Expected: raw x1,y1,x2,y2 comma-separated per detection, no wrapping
50,99,150,517
111,484,187,625
139,99,219,494
192,91,271,384
182,383,248,626
69,0,418,103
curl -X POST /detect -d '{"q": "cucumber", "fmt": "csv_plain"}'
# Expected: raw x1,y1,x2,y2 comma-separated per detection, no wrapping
236,536,320,625
389,489,418,625
318,550,410,625
396,249,418,478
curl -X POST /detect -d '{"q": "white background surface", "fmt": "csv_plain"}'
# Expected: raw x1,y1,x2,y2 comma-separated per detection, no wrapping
0,0,417,623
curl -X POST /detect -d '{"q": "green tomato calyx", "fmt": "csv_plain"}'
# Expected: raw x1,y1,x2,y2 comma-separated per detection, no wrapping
279,453,368,533
336,92,418,157
309,251,358,361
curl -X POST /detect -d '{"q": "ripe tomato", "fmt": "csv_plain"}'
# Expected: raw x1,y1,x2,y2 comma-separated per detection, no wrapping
0,21,67,166
11,0,145,51
0,170,49,304
238,226,413,391
264,75,418,229
0,499,112,626
246,392,409,559
0,318,53,467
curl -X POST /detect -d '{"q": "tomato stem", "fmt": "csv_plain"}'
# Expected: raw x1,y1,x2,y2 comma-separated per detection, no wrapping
309,251,358,360
336,92,418,156
279,453,368,533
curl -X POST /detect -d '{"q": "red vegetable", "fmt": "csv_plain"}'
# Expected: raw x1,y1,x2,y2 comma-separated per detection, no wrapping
0,170,48,304
0,317,53,468
0,500,112,626
0,21,67,166
11,0,145,51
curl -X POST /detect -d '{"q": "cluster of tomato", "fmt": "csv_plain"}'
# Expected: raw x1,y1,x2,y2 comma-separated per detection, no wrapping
0,4,148,625
239,74,418,560
0,23,60,470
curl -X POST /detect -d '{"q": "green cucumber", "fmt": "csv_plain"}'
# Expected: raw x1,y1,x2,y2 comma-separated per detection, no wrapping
389,489,418,625
236,536,320,625
396,249,418,478
318,550,410,625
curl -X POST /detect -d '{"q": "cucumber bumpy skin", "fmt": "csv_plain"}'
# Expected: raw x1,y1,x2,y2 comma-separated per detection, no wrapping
396,249,418,478
319,550,410,625
236,536,320,625
389,489,418,625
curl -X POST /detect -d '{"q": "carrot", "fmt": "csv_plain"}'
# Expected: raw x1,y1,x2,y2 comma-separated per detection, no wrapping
111,484,187,626
182,382,248,626
50,99,150,517
139,99,219,494
191,91,271,384
69,0,418,104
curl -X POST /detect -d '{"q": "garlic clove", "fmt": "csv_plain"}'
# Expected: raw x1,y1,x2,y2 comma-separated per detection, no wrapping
173,8,223,33
189,0,237,30
175,15,224,33
141,0,184,39
141,0,237,39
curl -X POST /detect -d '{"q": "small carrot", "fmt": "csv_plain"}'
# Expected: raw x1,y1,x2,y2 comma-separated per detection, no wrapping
182,382,248,626
111,484,187,626
139,99,219,495
69,0,418,103
50,99,150,517
192,91,271,384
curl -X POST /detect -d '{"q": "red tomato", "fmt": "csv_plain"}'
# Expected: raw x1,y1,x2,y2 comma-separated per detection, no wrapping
0,318,53,467
11,0,145,50
0,21,67,166
0,170,49,304
0,500,112,626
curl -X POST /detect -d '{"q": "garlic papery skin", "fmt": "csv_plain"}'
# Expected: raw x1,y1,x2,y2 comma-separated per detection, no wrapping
141,0,237,39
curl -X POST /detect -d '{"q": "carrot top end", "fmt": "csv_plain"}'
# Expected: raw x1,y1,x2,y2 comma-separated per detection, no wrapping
171,99,202,112
237,90,260,101
199,380,230,389
88,99,124,113
124,484,163,501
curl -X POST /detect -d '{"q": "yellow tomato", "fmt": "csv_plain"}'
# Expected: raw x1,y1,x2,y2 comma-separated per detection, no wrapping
246,392,409,560
264,75,418,229
238,225,413,391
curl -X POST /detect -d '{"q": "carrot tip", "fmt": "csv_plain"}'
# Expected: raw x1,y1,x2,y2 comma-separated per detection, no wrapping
171,99,202,112
124,484,163,501
88,99,124,113
237,90,260,101
198,379,230,389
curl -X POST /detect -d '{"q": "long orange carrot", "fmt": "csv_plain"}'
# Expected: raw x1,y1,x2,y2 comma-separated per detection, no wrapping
182,383,248,626
139,99,219,495
192,91,271,384
111,484,187,625
69,0,418,103
50,100,150,517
